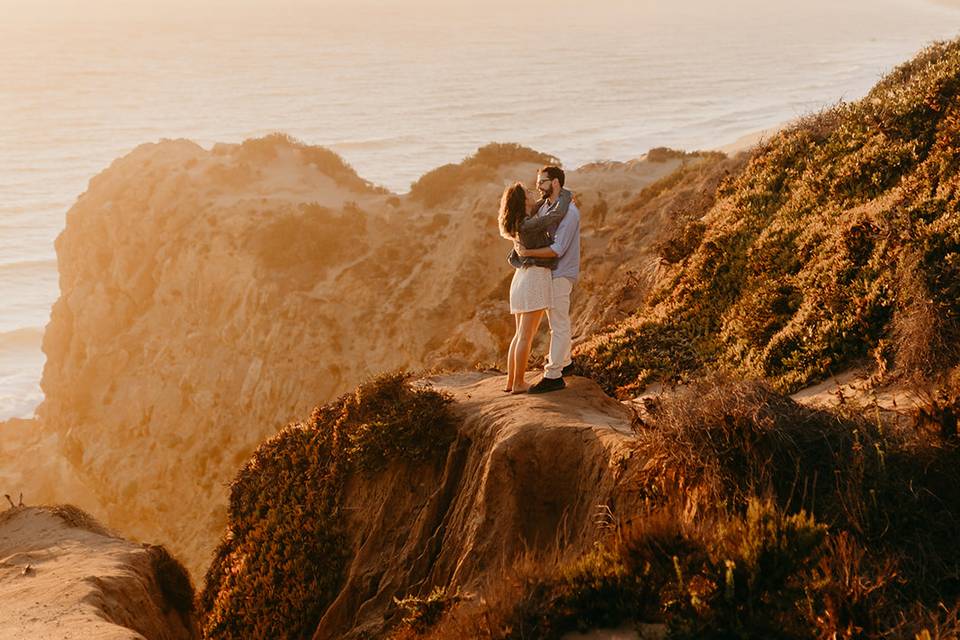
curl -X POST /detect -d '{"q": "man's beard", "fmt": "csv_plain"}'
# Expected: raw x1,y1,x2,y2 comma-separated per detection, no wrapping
538,183,554,200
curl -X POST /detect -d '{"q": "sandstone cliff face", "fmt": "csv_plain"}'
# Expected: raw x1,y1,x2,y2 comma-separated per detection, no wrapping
32,135,738,576
0,505,195,639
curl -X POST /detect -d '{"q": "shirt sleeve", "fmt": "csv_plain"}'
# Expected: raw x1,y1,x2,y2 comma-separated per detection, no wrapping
549,203,579,257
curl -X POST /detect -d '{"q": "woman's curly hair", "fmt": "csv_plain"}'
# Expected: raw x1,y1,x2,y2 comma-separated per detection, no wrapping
498,182,527,237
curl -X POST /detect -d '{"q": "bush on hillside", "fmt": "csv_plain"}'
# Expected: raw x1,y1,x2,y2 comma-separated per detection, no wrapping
409,143,559,207
146,544,196,618
236,132,388,194
630,378,866,519
646,147,725,163
575,39,960,396
197,372,457,640
244,201,370,288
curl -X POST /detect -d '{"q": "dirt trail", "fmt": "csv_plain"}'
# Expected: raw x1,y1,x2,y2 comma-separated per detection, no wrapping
0,506,195,639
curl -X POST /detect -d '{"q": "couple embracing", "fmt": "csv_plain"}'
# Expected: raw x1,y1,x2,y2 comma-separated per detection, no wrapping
498,165,580,394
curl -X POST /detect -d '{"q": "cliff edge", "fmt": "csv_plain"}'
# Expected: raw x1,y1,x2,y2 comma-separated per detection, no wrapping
198,371,640,640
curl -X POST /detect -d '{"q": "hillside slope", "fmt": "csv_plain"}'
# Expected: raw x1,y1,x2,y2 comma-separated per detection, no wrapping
577,39,960,397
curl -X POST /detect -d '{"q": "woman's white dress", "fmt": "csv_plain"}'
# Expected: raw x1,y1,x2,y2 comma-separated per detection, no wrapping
509,265,553,313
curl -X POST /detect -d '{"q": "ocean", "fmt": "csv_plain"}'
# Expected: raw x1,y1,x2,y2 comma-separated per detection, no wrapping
1,0,958,421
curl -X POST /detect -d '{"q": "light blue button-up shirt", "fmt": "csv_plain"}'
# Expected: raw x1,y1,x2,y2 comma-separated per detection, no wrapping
537,196,581,281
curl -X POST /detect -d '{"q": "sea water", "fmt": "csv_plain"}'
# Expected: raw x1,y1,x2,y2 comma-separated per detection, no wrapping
1,0,957,420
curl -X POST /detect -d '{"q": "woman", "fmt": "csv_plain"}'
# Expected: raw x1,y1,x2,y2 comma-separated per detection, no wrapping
499,182,571,393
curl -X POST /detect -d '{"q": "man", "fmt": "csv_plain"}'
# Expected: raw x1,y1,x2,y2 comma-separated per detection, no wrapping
516,165,580,393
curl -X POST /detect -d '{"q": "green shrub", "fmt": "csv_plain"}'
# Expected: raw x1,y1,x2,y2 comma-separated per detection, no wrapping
655,221,707,264
664,499,827,640
198,372,457,639
504,544,642,639
394,586,464,635
575,39,960,395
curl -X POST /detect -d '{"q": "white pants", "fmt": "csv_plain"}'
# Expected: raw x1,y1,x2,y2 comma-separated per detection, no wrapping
544,277,574,379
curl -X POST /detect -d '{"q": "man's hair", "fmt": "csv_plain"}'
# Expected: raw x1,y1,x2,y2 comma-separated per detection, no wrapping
540,165,565,187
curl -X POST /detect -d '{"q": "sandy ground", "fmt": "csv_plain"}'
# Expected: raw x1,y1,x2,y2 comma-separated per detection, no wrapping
0,506,193,639
788,368,922,424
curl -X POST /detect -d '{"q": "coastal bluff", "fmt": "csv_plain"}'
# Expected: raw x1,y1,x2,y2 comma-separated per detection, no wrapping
26,134,737,576
5,38,960,637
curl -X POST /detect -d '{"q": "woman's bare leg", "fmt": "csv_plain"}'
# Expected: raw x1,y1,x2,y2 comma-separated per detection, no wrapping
512,309,545,394
504,314,521,391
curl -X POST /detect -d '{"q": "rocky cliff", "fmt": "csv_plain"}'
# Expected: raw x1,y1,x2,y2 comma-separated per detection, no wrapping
28,134,738,576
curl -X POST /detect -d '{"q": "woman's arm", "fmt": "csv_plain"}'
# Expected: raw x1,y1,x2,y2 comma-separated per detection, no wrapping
519,188,572,233
517,246,558,258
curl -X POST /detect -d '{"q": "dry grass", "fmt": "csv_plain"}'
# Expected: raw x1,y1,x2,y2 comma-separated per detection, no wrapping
630,377,866,522
893,249,960,381
385,375,960,639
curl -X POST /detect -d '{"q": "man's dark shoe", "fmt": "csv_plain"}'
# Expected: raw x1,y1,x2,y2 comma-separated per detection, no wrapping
528,376,566,394
561,363,576,377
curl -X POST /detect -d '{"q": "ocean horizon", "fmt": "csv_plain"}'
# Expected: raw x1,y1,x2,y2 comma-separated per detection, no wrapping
1,0,959,421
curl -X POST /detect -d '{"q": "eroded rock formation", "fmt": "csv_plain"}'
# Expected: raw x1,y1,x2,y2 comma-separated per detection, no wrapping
316,373,638,638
